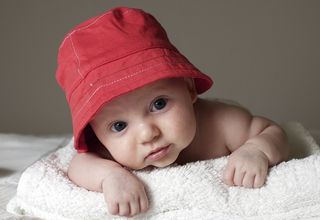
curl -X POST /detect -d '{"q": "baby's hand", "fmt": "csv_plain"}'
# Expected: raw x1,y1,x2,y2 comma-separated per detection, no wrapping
101,166,149,217
223,144,269,188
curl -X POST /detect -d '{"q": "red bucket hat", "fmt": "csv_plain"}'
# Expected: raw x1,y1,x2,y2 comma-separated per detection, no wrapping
56,7,213,153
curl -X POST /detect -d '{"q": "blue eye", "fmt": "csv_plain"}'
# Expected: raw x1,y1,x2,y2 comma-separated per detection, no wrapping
111,121,127,132
151,98,167,112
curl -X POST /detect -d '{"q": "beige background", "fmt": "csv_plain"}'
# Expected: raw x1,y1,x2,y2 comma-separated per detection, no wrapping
1,0,319,136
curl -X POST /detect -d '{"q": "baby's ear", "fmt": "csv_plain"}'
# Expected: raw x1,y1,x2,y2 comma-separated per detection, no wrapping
184,78,197,103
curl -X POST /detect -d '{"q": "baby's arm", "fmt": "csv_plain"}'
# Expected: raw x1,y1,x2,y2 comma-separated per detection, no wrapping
219,104,289,188
68,153,148,217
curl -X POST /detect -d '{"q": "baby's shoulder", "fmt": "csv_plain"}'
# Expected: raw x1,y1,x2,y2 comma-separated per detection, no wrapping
196,98,252,125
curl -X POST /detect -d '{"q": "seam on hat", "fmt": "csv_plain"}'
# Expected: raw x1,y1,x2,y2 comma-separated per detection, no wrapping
66,51,182,102
59,9,132,50
89,53,184,86
73,61,196,118
69,35,84,79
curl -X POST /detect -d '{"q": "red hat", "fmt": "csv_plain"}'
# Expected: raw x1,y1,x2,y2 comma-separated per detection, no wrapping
56,7,213,153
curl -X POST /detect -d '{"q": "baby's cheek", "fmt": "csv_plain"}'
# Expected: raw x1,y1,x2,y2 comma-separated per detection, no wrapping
109,144,145,169
113,153,139,169
170,115,196,144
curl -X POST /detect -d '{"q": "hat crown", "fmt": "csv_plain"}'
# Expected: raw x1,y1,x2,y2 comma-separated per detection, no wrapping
54,7,213,152
56,7,176,97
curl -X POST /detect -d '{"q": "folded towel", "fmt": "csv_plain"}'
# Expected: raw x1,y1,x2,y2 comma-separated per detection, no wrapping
7,122,320,220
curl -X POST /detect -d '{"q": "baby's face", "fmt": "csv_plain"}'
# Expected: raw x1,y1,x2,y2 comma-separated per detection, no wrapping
90,78,197,169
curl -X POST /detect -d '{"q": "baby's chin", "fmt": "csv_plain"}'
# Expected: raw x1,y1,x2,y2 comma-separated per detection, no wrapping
125,158,176,171
121,149,181,170
150,154,179,168
127,161,174,170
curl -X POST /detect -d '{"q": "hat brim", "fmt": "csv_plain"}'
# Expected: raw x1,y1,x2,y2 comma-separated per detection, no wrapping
70,48,213,152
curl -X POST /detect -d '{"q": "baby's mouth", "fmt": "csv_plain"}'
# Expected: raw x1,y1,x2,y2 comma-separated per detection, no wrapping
145,145,170,161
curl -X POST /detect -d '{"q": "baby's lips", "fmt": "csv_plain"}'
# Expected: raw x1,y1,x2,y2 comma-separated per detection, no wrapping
145,145,170,161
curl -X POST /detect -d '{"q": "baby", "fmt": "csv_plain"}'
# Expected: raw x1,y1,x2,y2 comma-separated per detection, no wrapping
56,7,289,217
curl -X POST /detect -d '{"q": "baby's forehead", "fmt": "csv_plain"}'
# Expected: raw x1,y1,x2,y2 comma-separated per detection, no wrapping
141,78,186,91
95,78,186,113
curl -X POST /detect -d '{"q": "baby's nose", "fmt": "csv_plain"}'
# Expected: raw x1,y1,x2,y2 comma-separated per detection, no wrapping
138,122,161,144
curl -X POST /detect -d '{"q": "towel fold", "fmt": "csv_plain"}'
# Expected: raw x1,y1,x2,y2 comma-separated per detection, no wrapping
7,122,320,220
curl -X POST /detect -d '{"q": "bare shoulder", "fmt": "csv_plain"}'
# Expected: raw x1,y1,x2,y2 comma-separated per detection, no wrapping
205,99,274,132
196,98,252,138
198,98,278,150
196,98,252,125
196,98,260,149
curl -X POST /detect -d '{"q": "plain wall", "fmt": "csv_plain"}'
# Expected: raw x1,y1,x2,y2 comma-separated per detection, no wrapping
1,0,319,135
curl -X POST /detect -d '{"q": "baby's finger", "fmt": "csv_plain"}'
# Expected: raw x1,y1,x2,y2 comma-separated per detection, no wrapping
129,198,140,216
242,173,255,188
223,166,235,186
118,202,130,216
139,192,149,213
233,169,245,186
107,202,119,215
254,171,267,188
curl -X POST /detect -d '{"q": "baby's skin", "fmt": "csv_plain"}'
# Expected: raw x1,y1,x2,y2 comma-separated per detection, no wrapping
68,78,289,217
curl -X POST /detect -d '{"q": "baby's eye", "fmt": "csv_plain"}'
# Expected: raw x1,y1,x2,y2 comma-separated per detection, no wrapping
151,97,167,112
111,121,127,132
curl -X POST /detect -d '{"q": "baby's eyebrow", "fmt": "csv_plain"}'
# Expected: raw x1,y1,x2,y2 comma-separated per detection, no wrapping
148,86,171,95
96,105,126,120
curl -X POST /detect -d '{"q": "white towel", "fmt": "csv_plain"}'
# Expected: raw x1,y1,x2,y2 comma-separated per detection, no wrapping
7,122,320,220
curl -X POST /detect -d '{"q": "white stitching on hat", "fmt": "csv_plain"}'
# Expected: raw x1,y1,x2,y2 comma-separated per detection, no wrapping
73,61,195,118
69,35,84,79
88,54,183,86
67,53,184,102
59,9,131,49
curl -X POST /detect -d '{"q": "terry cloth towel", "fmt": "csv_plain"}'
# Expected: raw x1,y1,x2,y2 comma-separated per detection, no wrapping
7,122,320,220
